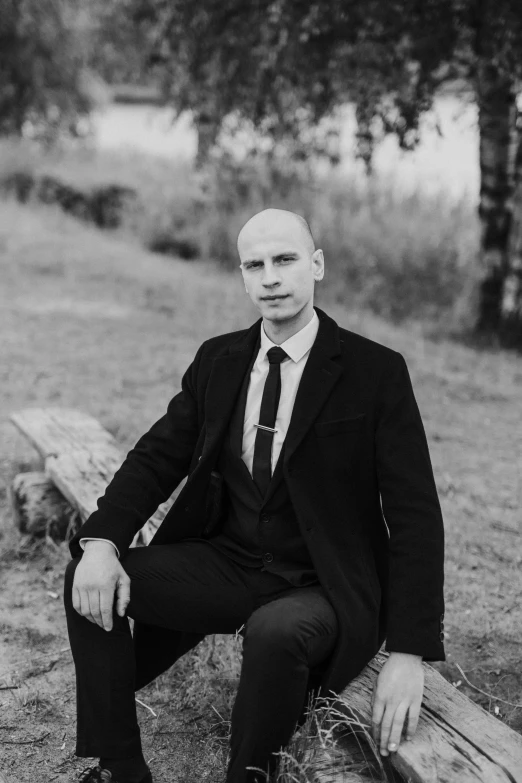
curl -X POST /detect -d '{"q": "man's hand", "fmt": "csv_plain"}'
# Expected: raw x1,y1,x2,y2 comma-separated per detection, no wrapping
72,541,130,632
371,652,424,756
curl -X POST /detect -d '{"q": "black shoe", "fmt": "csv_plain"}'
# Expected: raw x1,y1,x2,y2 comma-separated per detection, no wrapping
78,766,152,783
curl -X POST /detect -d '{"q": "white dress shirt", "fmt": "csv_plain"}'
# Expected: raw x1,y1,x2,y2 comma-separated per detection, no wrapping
242,308,319,474
80,308,320,557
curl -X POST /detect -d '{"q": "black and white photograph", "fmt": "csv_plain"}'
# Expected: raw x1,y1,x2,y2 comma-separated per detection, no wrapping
0,2,521,782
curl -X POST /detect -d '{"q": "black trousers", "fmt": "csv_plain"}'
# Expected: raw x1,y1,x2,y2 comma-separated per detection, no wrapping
63,540,339,783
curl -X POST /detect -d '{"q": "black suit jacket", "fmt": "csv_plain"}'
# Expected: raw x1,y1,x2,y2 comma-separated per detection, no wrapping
70,306,445,697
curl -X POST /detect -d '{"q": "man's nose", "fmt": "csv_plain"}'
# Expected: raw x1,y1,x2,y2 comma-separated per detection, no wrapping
261,262,281,286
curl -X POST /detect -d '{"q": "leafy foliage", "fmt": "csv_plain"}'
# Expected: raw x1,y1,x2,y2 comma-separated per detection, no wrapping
0,0,95,142
129,0,458,164
81,0,152,85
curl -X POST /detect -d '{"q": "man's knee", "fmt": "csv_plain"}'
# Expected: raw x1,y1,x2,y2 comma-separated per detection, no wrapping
243,603,308,658
243,594,338,662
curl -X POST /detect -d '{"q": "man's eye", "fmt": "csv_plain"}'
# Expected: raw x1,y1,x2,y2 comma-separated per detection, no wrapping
246,262,262,270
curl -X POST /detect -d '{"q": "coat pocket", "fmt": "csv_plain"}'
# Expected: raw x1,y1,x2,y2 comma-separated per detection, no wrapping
314,414,366,438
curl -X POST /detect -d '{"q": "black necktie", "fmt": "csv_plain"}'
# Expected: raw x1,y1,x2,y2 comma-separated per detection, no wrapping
252,346,289,496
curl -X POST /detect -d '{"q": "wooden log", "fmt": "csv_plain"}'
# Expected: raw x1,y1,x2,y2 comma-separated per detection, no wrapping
336,652,522,783
9,471,77,539
9,408,170,546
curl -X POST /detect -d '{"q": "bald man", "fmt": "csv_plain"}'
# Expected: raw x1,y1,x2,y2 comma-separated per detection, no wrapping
64,209,445,783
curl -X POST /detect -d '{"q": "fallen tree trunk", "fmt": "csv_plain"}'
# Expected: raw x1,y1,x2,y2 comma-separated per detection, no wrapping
337,652,522,783
9,407,171,546
9,471,77,538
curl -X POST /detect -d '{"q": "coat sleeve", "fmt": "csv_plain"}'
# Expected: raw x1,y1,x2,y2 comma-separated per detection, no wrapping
375,351,445,661
68,343,204,561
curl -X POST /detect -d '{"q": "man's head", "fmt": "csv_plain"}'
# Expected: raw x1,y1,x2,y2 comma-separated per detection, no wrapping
238,208,324,325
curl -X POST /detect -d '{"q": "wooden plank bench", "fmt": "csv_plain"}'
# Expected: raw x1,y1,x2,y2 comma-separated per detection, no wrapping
9,407,168,545
9,407,522,783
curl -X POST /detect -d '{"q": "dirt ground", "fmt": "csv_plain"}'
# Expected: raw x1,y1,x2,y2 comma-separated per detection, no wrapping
0,200,521,782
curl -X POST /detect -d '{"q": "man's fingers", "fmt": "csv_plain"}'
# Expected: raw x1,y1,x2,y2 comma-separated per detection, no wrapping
87,590,104,628
99,589,115,632
78,590,95,624
406,704,421,741
116,576,131,617
386,702,408,753
72,586,81,615
379,705,395,756
371,697,385,745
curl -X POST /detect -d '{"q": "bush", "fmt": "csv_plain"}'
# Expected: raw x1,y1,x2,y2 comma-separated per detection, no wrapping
315,173,479,322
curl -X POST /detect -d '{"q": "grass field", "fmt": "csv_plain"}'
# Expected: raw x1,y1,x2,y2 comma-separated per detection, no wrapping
0,198,521,783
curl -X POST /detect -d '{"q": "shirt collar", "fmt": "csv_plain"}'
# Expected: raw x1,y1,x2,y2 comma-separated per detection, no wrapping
259,308,319,363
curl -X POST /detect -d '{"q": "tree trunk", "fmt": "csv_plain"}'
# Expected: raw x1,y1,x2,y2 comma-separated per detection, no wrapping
501,118,522,347
475,59,518,339
194,110,221,169
9,471,77,539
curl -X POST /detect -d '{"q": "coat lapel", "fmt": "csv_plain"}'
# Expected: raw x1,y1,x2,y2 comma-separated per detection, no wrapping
202,307,344,475
202,319,261,459
282,308,343,466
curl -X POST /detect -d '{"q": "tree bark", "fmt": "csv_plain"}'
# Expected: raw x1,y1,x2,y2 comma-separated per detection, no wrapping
9,471,77,539
194,110,221,169
501,116,522,346
475,59,518,339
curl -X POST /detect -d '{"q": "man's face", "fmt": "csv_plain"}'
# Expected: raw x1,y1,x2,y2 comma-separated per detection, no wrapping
238,225,324,323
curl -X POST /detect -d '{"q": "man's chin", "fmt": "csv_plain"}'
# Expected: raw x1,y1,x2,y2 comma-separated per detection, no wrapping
259,300,294,320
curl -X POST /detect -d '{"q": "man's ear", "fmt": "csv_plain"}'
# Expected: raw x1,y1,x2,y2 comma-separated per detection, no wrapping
239,265,249,292
312,249,325,281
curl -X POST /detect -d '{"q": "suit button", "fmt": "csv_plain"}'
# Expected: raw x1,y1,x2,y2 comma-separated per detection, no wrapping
263,552,274,563
439,631,445,642
260,515,270,523
184,506,190,512
440,621,444,631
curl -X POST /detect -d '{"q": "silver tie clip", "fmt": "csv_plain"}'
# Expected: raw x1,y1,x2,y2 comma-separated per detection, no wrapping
255,424,278,433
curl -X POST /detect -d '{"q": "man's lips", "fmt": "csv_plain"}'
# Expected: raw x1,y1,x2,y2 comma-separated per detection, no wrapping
261,294,289,300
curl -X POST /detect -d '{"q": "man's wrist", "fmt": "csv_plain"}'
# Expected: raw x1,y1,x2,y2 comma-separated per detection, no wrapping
83,540,119,556
387,651,423,663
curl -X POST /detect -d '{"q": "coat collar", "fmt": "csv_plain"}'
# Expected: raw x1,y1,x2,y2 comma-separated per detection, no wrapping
228,306,341,358
202,307,343,461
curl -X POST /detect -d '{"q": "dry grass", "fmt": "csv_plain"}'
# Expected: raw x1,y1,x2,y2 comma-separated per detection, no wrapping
260,696,392,783
0,198,521,782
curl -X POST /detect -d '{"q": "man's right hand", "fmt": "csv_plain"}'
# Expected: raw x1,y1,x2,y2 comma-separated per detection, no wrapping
72,541,131,631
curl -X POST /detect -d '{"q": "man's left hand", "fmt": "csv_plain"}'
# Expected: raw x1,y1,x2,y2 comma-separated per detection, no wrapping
371,652,424,756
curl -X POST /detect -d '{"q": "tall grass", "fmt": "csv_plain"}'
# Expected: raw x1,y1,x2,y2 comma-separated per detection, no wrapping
172,634,393,782
270,697,391,783
0,137,479,327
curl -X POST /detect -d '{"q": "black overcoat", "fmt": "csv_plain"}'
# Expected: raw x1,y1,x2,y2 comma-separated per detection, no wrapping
70,307,445,699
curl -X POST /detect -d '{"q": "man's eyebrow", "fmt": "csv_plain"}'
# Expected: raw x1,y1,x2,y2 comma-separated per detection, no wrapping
273,252,299,261
240,251,299,266
240,258,263,266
